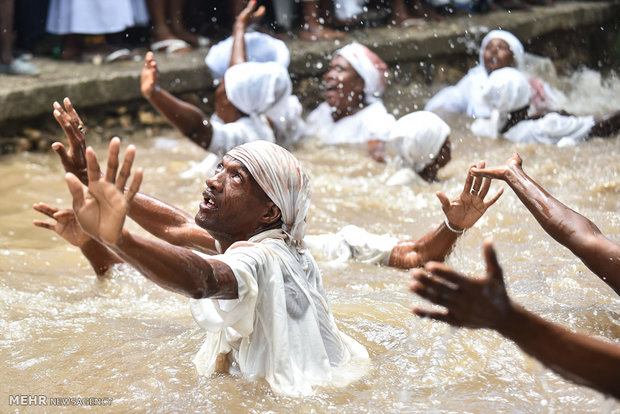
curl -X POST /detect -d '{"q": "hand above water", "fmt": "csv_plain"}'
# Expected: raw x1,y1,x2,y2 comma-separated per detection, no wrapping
32,202,91,248
52,97,88,184
437,161,504,231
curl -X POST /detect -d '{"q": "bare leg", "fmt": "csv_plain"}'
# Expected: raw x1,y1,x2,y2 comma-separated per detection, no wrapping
168,0,201,46
589,110,620,138
0,0,14,64
299,0,345,41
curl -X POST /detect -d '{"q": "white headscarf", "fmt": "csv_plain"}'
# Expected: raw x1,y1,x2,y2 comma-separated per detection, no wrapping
336,42,388,104
205,32,290,80
388,111,451,172
224,61,292,117
227,141,310,248
479,30,525,69
470,67,530,138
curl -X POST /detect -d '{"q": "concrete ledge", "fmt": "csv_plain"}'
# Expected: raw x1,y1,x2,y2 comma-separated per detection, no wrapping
0,1,618,125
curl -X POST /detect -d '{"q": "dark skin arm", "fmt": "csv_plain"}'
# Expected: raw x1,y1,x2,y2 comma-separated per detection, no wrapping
140,52,214,149
52,98,217,254
472,153,620,295
410,239,620,399
65,138,237,299
388,162,503,269
32,203,122,276
229,0,265,68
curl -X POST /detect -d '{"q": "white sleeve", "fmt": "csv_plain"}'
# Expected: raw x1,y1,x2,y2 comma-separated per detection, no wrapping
209,118,264,155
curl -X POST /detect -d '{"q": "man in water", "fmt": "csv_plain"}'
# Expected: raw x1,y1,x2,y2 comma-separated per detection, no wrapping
36,98,503,395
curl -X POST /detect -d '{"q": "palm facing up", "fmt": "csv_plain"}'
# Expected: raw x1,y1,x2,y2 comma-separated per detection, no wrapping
438,161,503,230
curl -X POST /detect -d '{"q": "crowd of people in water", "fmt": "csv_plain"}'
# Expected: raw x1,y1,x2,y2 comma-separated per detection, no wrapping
15,0,620,404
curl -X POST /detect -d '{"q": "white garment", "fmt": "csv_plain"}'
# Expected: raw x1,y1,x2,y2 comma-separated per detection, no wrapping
504,113,595,146
224,62,305,148
205,32,291,80
336,43,388,104
305,101,396,145
305,225,399,265
210,116,275,156
388,111,451,173
333,0,366,20
46,0,148,35
190,230,368,396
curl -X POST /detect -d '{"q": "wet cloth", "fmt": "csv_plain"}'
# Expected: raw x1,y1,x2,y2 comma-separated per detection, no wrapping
205,32,291,80
46,0,148,34
209,116,275,156
425,30,558,117
305,225,399,265
224,62,305,148
305,101,396,144
388,111,451,173
336,42,388,104
471,67,595,146
190,141,368,396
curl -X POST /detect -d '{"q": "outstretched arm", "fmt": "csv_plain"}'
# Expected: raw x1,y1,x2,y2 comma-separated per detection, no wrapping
388,162,503,269
472,153,620,295
32,203,122,276
229,0,265,67
65,138,237,299
409,239,620,399
51,98,216,253
140,52,214,149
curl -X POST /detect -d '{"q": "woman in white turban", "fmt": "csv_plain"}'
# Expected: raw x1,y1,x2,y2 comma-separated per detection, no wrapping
424,29,560,118
304,42,396,160
386,111,452,185
472,67,620,145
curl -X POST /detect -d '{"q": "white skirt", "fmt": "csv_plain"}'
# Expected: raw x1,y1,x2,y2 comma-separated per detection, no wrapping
46,0,149,35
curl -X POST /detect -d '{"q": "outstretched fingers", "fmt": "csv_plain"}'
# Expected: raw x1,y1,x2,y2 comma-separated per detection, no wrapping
126,168,143,202
65,173,85,211
483,238,504,283
462,163,476,193
85,147,102,183
33,202,59,218
115,144,136,191
105,138,121,184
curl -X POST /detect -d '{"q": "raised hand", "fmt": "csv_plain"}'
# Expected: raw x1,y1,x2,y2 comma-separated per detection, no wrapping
410,238,512,329
436,161,504,230
52,97,88,183
235,0,266,29
32,203,91,247
65,137,143,245
471,153,523,181
141,51,159,100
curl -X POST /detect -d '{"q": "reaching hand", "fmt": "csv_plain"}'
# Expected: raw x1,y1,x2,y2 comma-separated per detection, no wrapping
235,0,266,29
52,97,88,184
471,153,523,181
436,161,503,230
32,202,91,247
410,238,512,329
141,51,159,100
65,137,143,245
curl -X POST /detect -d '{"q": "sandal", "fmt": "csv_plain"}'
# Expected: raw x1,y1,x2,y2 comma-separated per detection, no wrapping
0,58,40,75
150,39,192,54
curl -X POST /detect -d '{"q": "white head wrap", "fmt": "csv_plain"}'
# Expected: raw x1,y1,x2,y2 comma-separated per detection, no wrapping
479,30,525,69
336,42,388,104
388,111,451,172
224,61,292,117
471,67,530,138
227,141,311,247
205,32,291,80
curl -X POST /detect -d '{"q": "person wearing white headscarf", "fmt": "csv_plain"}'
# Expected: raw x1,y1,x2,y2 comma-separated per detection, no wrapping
205,32,291,80
386,111,452,185
425,29,559,118
305,42,396,150
61,136,369,397
471,67,601,146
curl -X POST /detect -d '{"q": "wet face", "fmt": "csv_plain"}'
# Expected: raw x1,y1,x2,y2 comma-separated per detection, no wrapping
322,55,365,118
195,155,276,243
483,38,515,74
215,80,242,123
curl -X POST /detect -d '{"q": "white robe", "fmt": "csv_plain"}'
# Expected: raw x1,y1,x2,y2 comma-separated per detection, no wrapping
305,101,396,145
189,230,368,396
46,0,148,34
504,112,595,146
210,115,275,156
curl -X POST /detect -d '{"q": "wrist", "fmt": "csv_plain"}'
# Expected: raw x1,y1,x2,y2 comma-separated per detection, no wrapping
444,218,464,234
